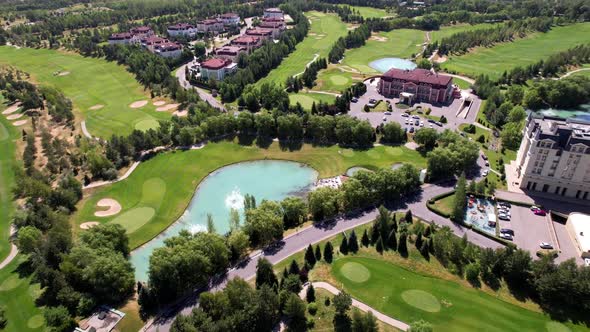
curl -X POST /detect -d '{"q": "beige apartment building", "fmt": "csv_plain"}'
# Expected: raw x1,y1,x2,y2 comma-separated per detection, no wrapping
514,116,590,200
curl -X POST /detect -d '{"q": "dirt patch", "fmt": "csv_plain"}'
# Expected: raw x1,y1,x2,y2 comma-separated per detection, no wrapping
129,100,148,109
156,103,179,112
12,120,27,126
370,36,388,42
173,110,188,117
2,103,21,115
434,55,448,63
80,222,100,230
57,71,70,76
94,198,122,217
89,104,104,110
153,100,166,106
6,113,23,120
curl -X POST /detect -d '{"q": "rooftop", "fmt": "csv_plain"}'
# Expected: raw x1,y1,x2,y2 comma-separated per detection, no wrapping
201,57,233,69
216,46,246,54
569,213,590,253
142,36,168,45
530,116,590,147
156,42,181,51
232,36,260,44
246,28,273,36
264,7,283,13
109,32,132,39
259,21,284,28
199,18,222,25
131,26,152,34
168,23,195,30
220,13,239,18
382,68,453,87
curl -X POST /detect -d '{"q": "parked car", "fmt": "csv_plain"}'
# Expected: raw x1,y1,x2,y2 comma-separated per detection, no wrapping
460,132,466,137
351,97,358,103
382,116,387,122
498,202,511,208
482,154,488,160
419,121,424,127
412,115,420,119
482,170,489,176
540,242,554,249
401,113,409,117
369,98,377,103
427,119,435,123
500,233,513,241
409,127,415,133
414,120,419,126
533,209,547,216
498,214,510,221
384,111,392,115
485,161,490,167
500,228,514,235
435,121,443,127
530,206,540,211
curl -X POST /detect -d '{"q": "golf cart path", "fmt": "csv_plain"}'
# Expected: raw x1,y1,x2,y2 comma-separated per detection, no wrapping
80,121,93,139
559,67,590,79
300,282,410,331
293,53,320,78
443,73,475,85
0,243,18,270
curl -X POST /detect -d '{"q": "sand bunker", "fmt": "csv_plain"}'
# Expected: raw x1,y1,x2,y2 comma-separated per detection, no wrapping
153,100,166,106
156,103,179,112
89,104,104,110
7,113,23,120
2,103,21,115
173,110,188,117
12,120,27,126
370,36,388,42
57,71,70,76
80,222,100,230
129,100,148,108
94,198,122,217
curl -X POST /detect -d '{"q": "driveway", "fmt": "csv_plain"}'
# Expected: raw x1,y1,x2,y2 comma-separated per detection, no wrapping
175,64,226,111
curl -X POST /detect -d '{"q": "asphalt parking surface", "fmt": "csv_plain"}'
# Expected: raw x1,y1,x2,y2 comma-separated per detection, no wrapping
498,203,553,254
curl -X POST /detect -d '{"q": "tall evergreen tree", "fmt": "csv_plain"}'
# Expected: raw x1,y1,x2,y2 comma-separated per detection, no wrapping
405,210,413,224
306,283,316,303
415,231,423,249
304,244,316,267
324,241,334,263
398,232,408,256
361,229,370,247
348,230,359,253
314,245,322,262
340,235,349,255
387,229,397,251
289,259,300,276
256,258,278,289
376,235,384,254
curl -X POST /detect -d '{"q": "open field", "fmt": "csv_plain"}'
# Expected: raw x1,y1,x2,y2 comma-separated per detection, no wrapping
74,140,427,249
0,257,46,332
342,29,424,74
340,5,392,18
0,47,170,139
431,23,499,43
289,92,336,109
256,11,348,87
442,23,590,80
332,257,588,332
0,98,18,261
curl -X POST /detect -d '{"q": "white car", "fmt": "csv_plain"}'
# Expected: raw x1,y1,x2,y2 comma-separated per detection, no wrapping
419,121,424,127
382,116,387,122
482,170,489,176
500,233,513,241
540,242,554,249
585,258,590,267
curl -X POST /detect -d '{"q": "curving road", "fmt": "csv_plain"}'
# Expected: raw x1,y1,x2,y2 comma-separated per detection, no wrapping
175,64,226,111
144,182,502,332
559,67,590,79
299,282,410,331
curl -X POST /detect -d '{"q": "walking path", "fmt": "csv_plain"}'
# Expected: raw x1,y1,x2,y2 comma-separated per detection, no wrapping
175,64,226,111
443,73,475,85
83,161,140,189
300,282,410,331
293,53,320,77
80,120,95,140
0,226,18,270
559,67,590,79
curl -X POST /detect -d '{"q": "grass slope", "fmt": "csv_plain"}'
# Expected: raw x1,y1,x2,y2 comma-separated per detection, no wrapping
430,23,499,43
332,257,587,332
340,5,391,18
256,11,348,87
289,92,336,109
442,23,590,80
0,98,18,261
74,141,426,249
0,47,170,139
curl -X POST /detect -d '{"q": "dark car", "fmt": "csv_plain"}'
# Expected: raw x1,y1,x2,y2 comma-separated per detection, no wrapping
409,126,415,133
435,121,443,127
500,228,514,235
351,97,358,103
498,201,511,208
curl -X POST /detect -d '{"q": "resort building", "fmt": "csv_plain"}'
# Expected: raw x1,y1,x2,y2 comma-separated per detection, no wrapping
215,45,246,61
108,32,135,45
258,20,286,39
220,13,240,26
200,58,238,81
378,68,453,104
245,28,273,41
514,116,590,200
167,23,197,38
197,18,224,34
130,26,154,38
141,36,169,52
566,213,590,258
154,42,183,58
231,35,262,53
264,8,284,19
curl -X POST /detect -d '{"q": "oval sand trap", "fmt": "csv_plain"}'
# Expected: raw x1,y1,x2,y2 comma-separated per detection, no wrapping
89,104,104,110
94,198,122,217
173,110,188,117
111,207,155,233
7,113,23,120
340,262,371,283
153,100,166,106
2,103,21,115
27,314,44,329
130,100,148,108
12,120,27,126
57,71,70,76
156,103,180,112
80,221,100,229
401,289,441,312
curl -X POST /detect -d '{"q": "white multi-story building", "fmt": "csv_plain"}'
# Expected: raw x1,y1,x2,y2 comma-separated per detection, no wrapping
167,23,197,38
219,13,240,26
197,19,224,34
154,42,183,58
514,116,590,200
200,57,237,81
263,8,284,19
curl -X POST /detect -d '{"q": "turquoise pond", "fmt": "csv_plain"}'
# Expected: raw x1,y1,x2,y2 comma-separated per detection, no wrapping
535,104,590,121
130,160,318,281
369,57,417,73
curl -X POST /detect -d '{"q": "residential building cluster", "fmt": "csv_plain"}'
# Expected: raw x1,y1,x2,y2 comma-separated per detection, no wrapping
108,26,182,58
514,116,590,200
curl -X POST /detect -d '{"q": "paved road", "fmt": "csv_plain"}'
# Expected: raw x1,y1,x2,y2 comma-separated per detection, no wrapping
175,64,226,111
299,282,410,331
558,67,590,79
144,182,502,332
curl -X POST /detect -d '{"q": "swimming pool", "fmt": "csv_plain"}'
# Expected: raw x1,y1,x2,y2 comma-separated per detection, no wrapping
369,57,417,73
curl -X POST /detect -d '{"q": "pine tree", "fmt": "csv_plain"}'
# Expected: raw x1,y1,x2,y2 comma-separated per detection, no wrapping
398,232,408,256
306,284,316,303
391,213,398,232
424,225,431,237
361,229,370,247
370,221,380,244
324,241,334,263
376,235,384,254
315,245,322,262
348,230,359,253
289,259,300,275
256,258,278,289
405,210,413,224
415,231,423,249
304,244,316,267
340,235,349,255
387,229,397,251
420,240,430,259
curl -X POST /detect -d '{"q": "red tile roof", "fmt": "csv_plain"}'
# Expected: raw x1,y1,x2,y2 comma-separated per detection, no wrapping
381,68,452,87
259,21,284,29
142,36,168,45
232,36,261,44
131,26,152,34
109,32,133,40
215,46,246,55
245,28,272,36
168,23,195,30
220,13,239,19
199,18,221,25
201,57,232,69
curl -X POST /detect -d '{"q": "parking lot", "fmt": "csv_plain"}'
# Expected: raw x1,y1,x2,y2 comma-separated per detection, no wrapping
497,203,554,255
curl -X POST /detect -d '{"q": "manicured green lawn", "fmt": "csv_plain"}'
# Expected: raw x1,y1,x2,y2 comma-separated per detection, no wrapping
452,77,472,89
332,257,588,332
289,92,336,109
74,141,427,249
0,97,18,261
442,23,590,80
0,257,46,332
256,11,348,87
430,23,499,43
0,47,170,139
342,29,425,74
432,194,455,216
339,5,392,18
313,67,356,93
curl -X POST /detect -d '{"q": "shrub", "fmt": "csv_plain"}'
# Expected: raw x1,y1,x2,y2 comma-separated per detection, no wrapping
308,302,318,315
